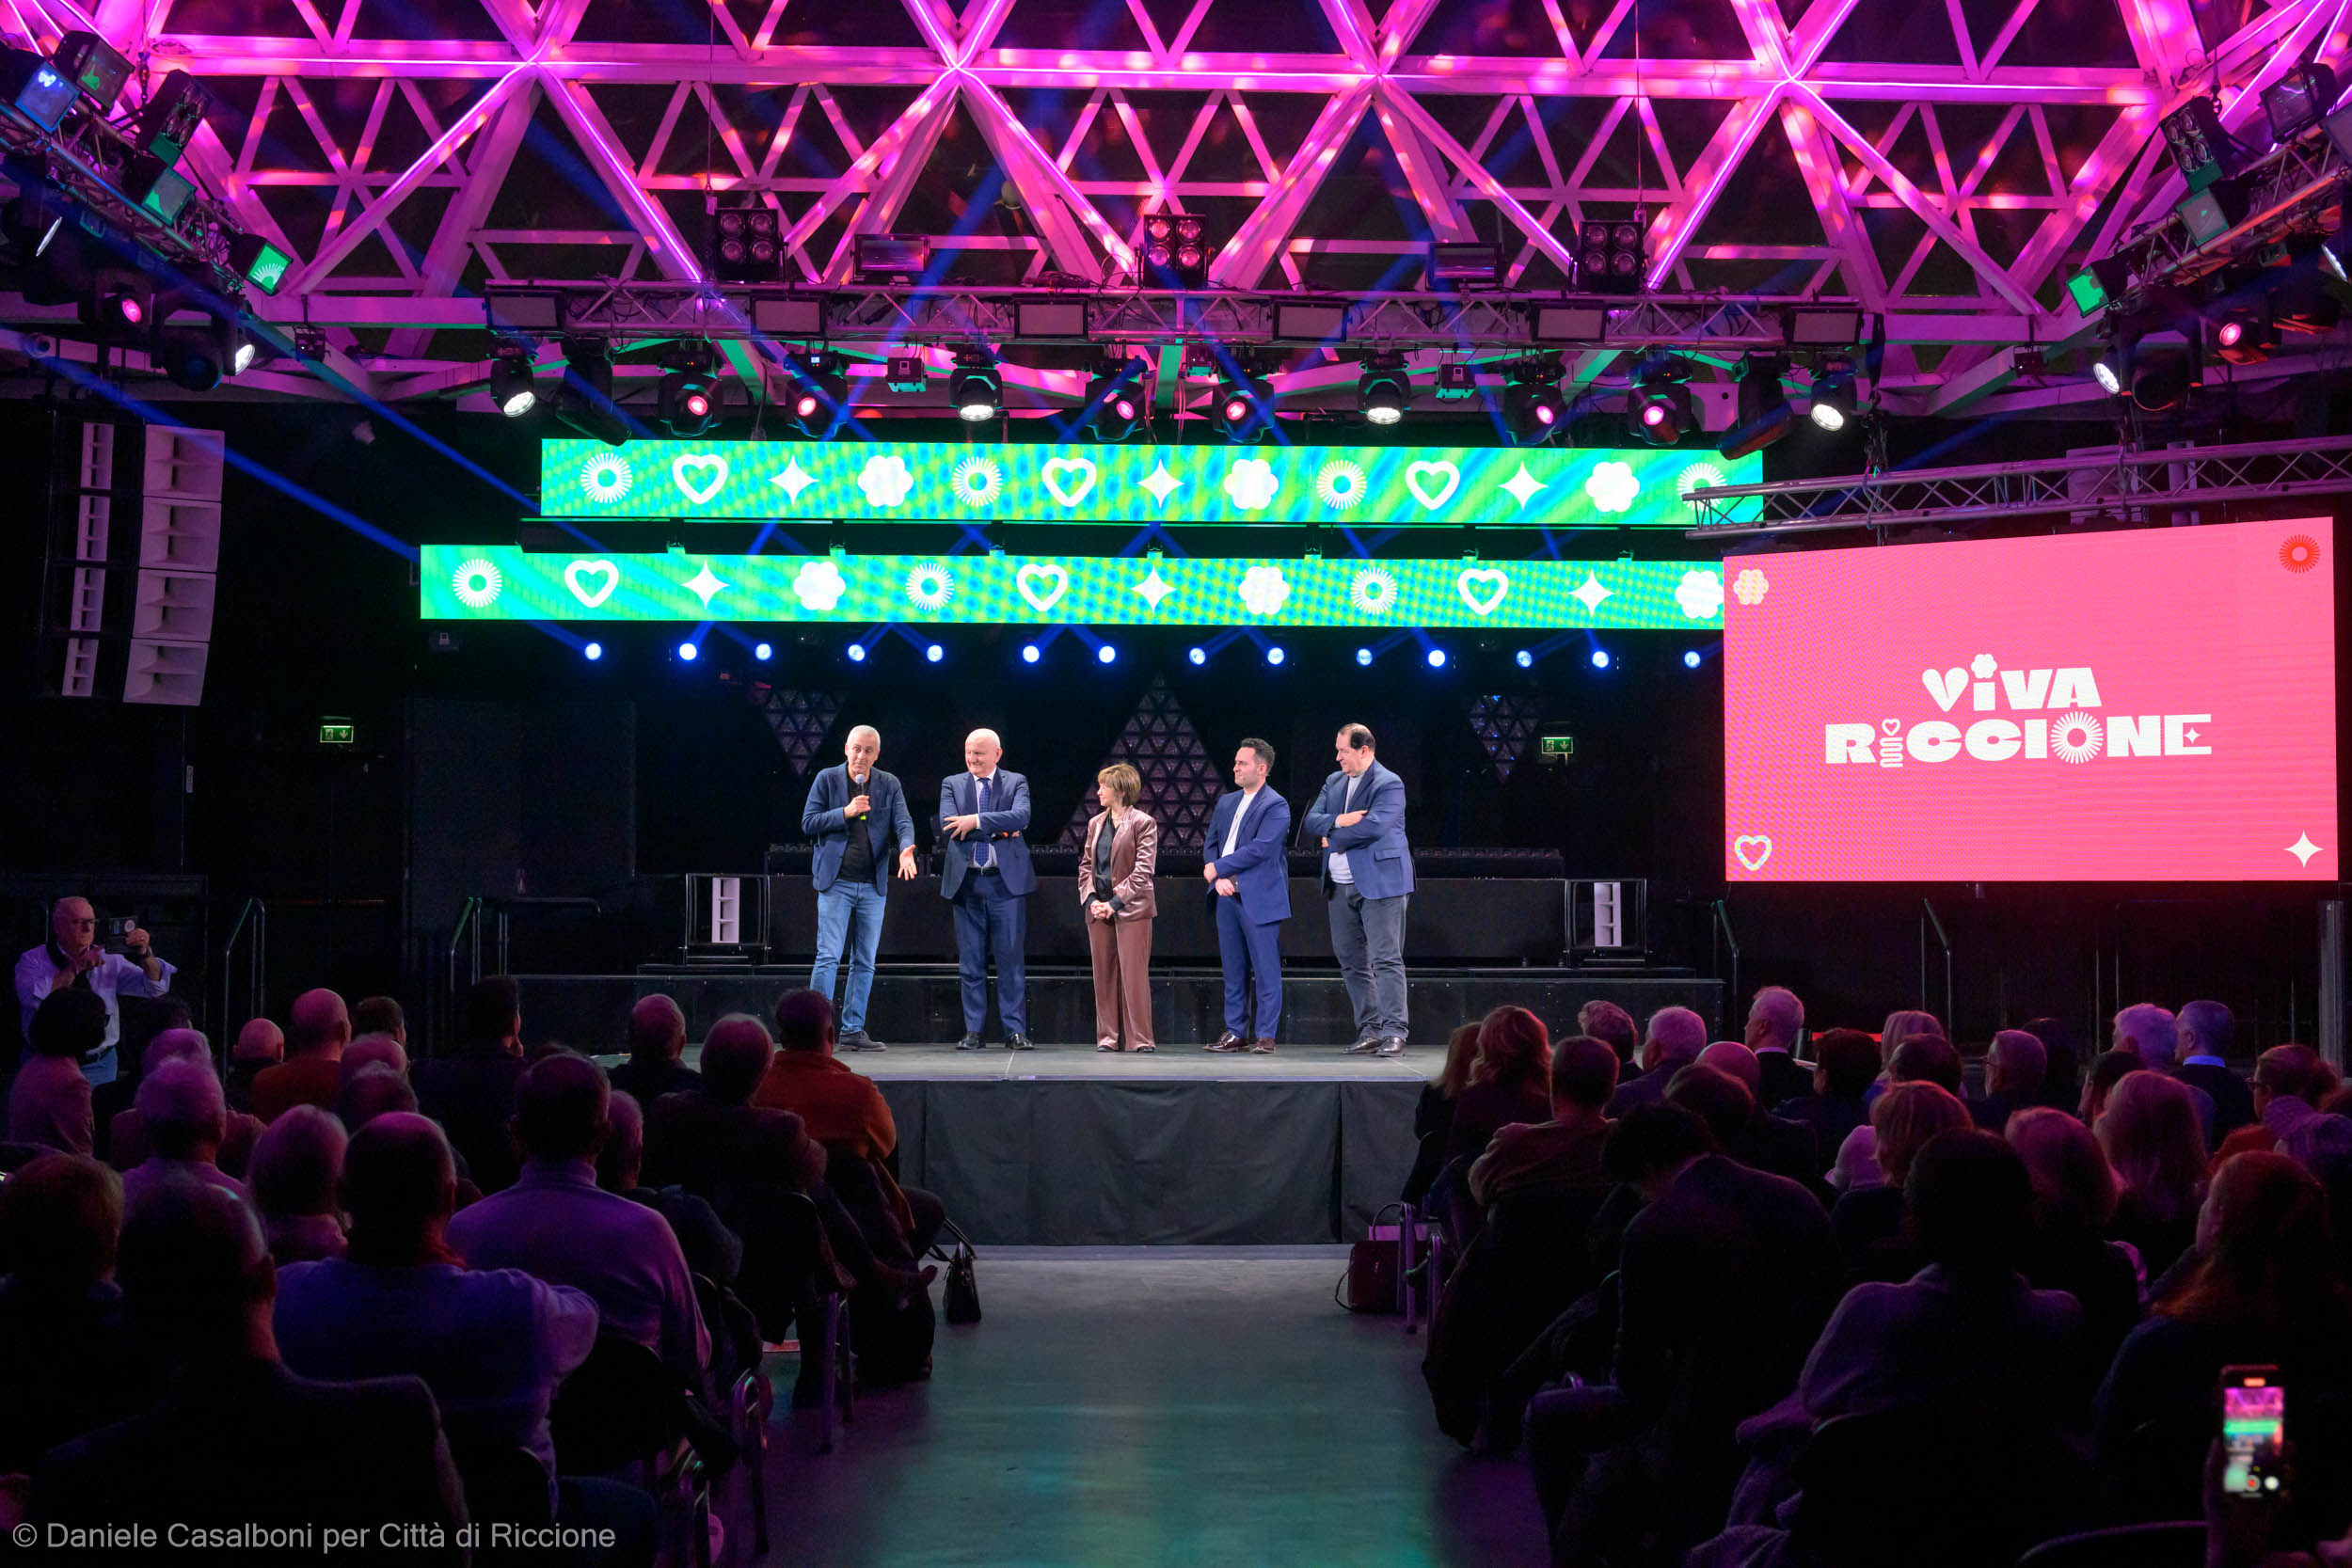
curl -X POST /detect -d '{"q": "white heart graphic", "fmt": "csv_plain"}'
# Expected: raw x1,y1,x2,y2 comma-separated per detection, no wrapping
564,559,620,608
671,453,729,506
1041,457,1097,508
1733,835,1773,872
1455,567,1509,616
1015,563,1070,612
1405,460,1461,510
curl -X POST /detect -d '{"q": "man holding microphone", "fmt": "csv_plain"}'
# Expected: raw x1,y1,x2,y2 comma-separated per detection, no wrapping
15,896,175,1085
803,725,918,1052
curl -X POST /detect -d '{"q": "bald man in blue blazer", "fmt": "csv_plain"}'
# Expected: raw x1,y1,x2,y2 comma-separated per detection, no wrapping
938,727,1034,1051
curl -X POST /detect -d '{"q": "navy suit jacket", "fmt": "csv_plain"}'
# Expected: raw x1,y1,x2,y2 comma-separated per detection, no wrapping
936,769,1036,897
1203,787,1292,926
803,765,917,894
1300,760,1415,898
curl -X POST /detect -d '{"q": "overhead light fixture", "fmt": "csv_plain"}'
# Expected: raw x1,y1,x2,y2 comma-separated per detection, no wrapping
949,348,1001,422
1502,355,1566,447
2091,352,2122,396
2128,327,2200,412
1433,361,1477,401
1719,353,1795,460
555,335,628,447
123,154,194,221
155,318,236,391
2273,240,2345,333
749,295,825,337
82,268,150,340
2263,62,2338,142
2159,98,2236,192
1140,212,1211,289
1808,356,1859,432
853,233,930,279
52,30,131,110
1575,215,1645,294
1533,304,1608,342
1081,355,1148,441
709,192,783,283
2213,301,2276,365
1215,365,1275,443
132,70,210,166
1015,299,1088,340
781,349,849,437
489,338,538,417
1274,301,1349,341
658,341,722,436
1425,242,1501,289
1627,354,1696,445
1357,352,1409,426
226,232,291,296
1783,309,1864,348
0,49,78,133
2175,177,2249,246
2066,267,2110,316
884,354,927,394
230,327,258,375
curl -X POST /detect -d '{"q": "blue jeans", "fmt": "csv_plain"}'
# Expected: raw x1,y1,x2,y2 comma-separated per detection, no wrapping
811,880,888,1033
1327,884,1409,1037
952,870,1027,1036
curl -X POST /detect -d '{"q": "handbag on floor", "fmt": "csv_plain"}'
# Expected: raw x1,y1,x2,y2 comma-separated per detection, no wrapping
934,1221,982,1324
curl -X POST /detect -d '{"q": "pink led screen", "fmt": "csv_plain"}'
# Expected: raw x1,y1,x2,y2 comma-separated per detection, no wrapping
1723,520,2337,882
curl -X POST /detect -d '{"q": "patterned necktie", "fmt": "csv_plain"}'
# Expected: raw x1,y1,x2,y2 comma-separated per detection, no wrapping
970,775,993,868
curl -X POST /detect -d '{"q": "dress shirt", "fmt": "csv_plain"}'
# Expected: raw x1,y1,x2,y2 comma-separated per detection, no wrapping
751,1050,898,1158
2182,1053,2228,1069
14,945,176,1066
969,772,995,868
446,1156,709,1384
1222,786,1261,858
1327,774,1362,884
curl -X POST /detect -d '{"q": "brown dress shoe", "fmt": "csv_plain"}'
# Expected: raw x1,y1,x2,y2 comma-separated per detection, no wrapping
1248,1037,1278,1053
1204,1031,1246,1053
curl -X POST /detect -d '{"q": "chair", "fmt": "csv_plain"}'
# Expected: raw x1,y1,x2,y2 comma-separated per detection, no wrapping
451,1444,552,1563
1789,1409,2087,1568
2012,1522,2204,1568
549,1337,718,1568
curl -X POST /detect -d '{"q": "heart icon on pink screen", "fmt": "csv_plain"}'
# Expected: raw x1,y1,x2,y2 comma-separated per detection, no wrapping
1733,835,1772,871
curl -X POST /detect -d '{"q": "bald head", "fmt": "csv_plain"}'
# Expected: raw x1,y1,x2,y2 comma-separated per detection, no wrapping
512,1052,611,1163
1698,1040,1762,1095
287,989,352,1059
702,1013,776,1105
233,1017,285,1066
135,1058,228,1161
627,994,688,1064
964,729,1003,775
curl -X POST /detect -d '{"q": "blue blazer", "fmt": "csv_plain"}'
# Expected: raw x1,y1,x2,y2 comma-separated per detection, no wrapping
936,769,1036,898
1300,760,1415,899
1203,787,1292,926
803,764,917,894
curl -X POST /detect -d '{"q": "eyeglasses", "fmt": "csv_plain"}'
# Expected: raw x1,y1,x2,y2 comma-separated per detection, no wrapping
61,918,96,927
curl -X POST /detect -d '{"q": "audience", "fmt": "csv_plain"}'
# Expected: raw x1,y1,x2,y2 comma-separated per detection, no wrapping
225,1015,284,1112
1832,1081,1972,1285
2081,1046,2146,1125
1576,1000,1640,1072
2019,1016,2084,1111
0,1154,151,1473
1972,1028,2047,1132
1772,1026,1881,1172
2007,1107,2142,1385
2098,1069,2210,1283
1467,1035,1618,1206
119,1059,244,1207
1695,1041,1819,1188
756,990,944,1257
106,1028,263,1177
342,1029,409,1081
2176,1000,2255,1138
8,989,105,1155
1824,1033,1964,1190
1605,1005,1708,1116
598,1089,741,1289
2217,1044,2337,1164
246,1104,348,1264
1741,987,1812,1108
351,994,407,1047
339,1061,420,1131
1440,1006,1553,1167
417,974,529,1194
610,993,702,1103
1404,1022,1484,1206
1879,1009,1944,1055
250,988,353,1122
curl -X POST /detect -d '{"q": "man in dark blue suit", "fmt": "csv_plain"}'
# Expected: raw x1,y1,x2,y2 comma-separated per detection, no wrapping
803,724,919,1052
938,727,1034,1052
1300,723,1415,1057
1200,736,1291,1053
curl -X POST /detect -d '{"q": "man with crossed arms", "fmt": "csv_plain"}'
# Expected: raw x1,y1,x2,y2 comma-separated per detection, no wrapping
1301,723,1415,1057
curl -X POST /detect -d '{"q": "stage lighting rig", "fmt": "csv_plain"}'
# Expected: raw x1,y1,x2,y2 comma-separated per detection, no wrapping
81,267,149,341
51,31,131,111
2128,328,2200,412
949,349,1002,422
1081,355,1148,441
781,349,850,436
709,191,782,283
1358,352,1410,426
1719,353,1795,460
2263,63,2338,142
2213,301,2275,365
1627,354,1696,445
555,336,629,447
154,317,236,390
489,338,539,417
1808,356,1859,432
0,50,79,132
1140,212,1211,288
1214,359,1276,443
1576,214,1645,294
133,71,212,166
1501,355,1566,447
658,341,723,436
1434,361,1476,402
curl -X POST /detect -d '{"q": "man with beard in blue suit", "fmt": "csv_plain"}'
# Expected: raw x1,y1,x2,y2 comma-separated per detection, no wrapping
1301,723,1415,1058
1201,737,1292,1054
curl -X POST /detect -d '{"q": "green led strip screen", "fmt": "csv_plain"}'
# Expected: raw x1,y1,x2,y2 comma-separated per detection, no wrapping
422,546,1728,630
537,439,1758,528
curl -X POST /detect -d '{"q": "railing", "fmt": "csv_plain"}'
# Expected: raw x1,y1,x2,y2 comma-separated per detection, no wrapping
1710,899,1740,1028
216,896,265,1073
1920,898,1954,1027
437,895,485,1056
489,895,604,975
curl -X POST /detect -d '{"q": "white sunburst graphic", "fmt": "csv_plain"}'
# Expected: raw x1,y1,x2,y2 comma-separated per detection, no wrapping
451,558,503,609
578,452,632,504
1314,459,1368,511
2050,710,2104,765
904,561,955,614
1348,566,1399,616
952,454,1003,507
1676,460,1728,499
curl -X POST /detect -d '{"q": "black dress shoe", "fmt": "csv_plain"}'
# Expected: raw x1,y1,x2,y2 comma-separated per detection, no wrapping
1204,1031,1245,1053
841,1030,886,1052
1004,1033,1034,1052
1345,1036,1385,1055
956,1033,985,1052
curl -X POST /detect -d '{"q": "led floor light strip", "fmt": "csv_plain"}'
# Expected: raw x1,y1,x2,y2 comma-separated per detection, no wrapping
540,439,1759,528
423,547,1728,630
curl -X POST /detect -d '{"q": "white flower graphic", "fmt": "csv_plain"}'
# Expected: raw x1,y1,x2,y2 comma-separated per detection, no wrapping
1732,567,1770,607
1238,565,1291,616
856,454,914,509
1673,569,1724,621
1585,461,1639,514
951,454,1003,507
451,558,502,609
579,452,632,504
1224,458,1279,512
1675,461,1728,499
1313,459,1367,511
904,561,954,613
792,560,848,612
1348,566,1398,616
1970,653,1997,679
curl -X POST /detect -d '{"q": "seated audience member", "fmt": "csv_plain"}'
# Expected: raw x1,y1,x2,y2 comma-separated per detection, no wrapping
757,990,947,1259
246,1105,348,1264
2216,1044,2335,1164
2111,1000,2179,1065
1665,1061,1756,1148
339,1062,420,1132
447,1052,709,1386
599,1090,741,1288
250,989,353,1122
225,1016,283,1113
1605,1005,1709,1116
1742,987,1812,1109
30,1180,467,1560
1825,1033,1965,1188
273,1115,656,1558
2175,1000,2255,1139
2020,1016,2084,1111
1774,1027,1882,1177
90,1025,209,1161
609,993,702,1103
2081,1046,2147,1125
1403,1022,1483,1206
1972,1029,2048,1132
2097,1152,2352,1537
120,1060,245,1207
1832,1081,1972,1287
645,1016,818,1195
1881,1009,1945,1056
2008,1107,2141,1385
1696,1041,1819,1189
107,1029,263,1178
8,989,105,1154
0,1154,152,1472
351,994,407,1048
1577,1000,1641,1073
1468,1035,1618,1206
1442,1006,1553,1167
342,1030,408,1081
2098,1069,2210,1283
418,974,529,1194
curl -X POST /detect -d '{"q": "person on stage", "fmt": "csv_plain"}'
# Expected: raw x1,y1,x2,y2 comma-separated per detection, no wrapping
938,728,1034,1052
1201,737,1291,1054
1302,723,1414,1057
1078,764,1160,1053
803,724,919,1053
14,897,174,1085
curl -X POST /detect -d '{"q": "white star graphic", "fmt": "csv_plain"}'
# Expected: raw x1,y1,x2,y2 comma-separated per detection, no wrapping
1139,462,1181,506
684,563,730,607
772,457,814,501
1132,568,1175,610
1570,573,1612,614
2288,832,2323,867
1501,462,1546,510
2185,727,2200,744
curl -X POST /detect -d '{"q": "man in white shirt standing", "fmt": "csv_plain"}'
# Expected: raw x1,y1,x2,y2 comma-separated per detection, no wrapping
14,896,174,1085
1201,738,1292,1053
1300,724,1416,1057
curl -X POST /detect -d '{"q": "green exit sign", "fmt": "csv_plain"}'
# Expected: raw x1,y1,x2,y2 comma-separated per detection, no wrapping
318,720,357,747
1539,735,1574,756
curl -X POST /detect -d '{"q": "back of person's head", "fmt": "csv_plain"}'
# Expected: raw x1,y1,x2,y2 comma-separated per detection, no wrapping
458,974,522,1053
701,1014,775,1105
627,993,688,1062
2253,1044,2326,1106
246,1104,347,1222
2097,1069,2208,1224
1697,1040,1761,1095
286,988,352,1057
1665,1063,1756,1147
2007,1106,2120,1228
351,995,405,1042
1888,1034,1963,1094
773,989,835,1054
2080,1048,2147,1123
2169,1152,2346,1332
2176,1000,2233,1062
1986,1030,2048,1100
341,1114,457,1266
232,1017,284,1066
338,1063,419,1131
1602,1102,1717,1185
1470,1006,1549,1090
510,1051,609,1163
28,988,108,1059
1813,1028,1883,1100
1870,1081,1972,1187
598,1091,645,1193
140,1026,211,1079
118,1180,272,1356
135,1058,228,1161
2112,1002,2179,1069
1881,1010,1944,1053
1435,1022,1484,1098
1577,1001,1639,1067
2020,1017,2083,1105
1642,1006,1708,1069
342,1032,408,1081
1549,1036,1620,1113
1747,987,1804,1052
0,1153,121,1290
1909,1129,2034,1275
